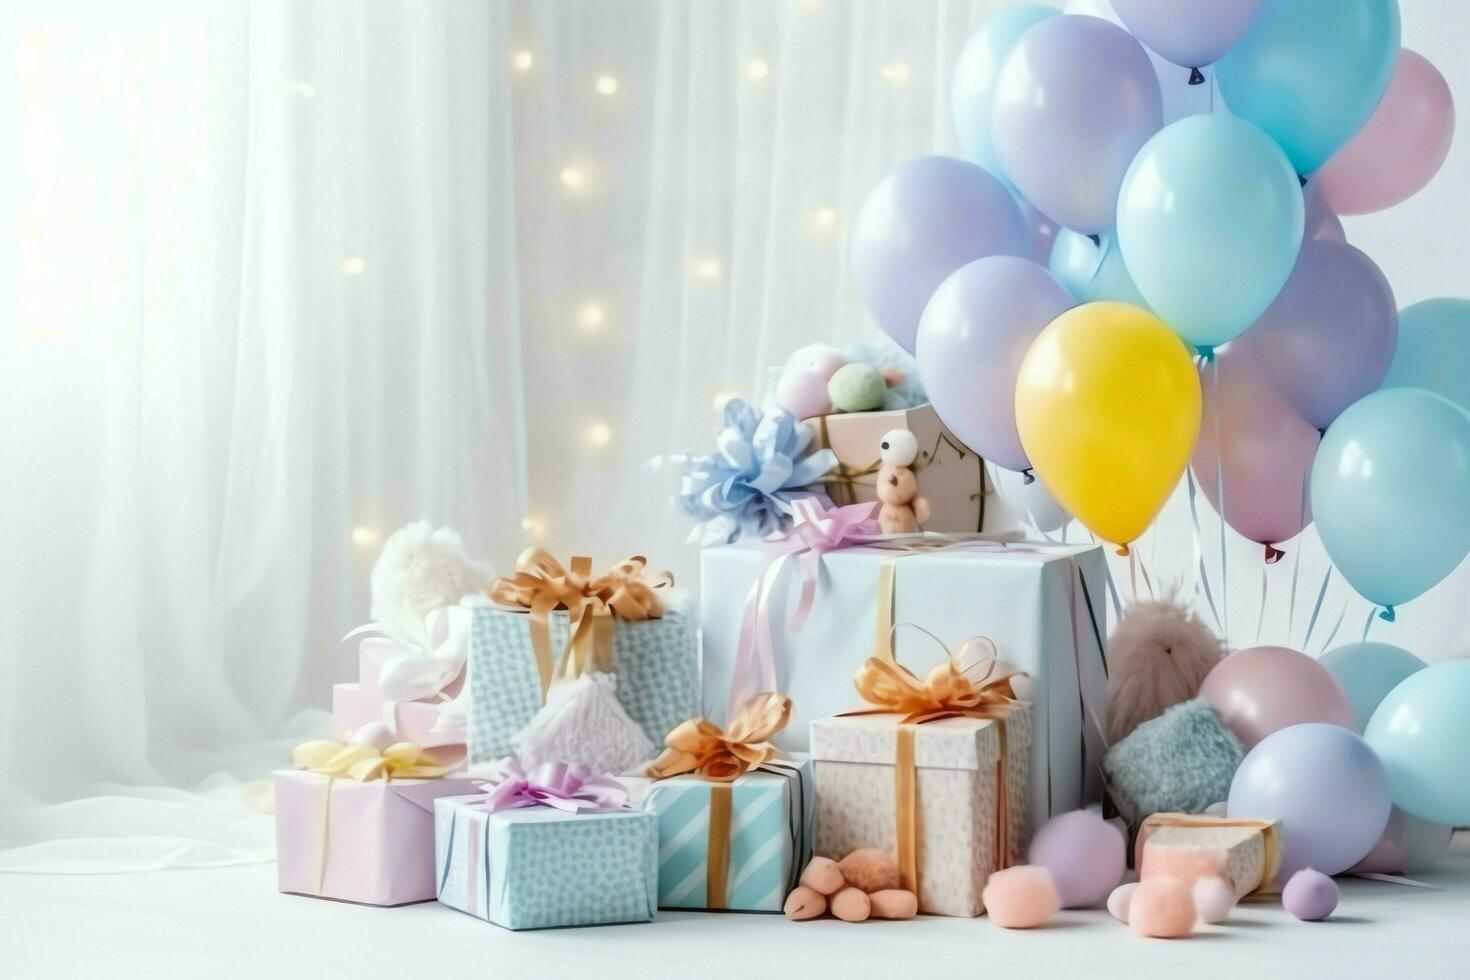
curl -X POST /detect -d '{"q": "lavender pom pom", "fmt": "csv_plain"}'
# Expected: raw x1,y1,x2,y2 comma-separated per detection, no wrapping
676,398,838,545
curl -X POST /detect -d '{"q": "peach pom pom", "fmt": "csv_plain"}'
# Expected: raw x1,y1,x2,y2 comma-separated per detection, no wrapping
982,865,1062,929
783,885,828,921
830,887,872,922
800,856,846,896
838,848,901,892
1130,877,1196,938
868,889,918,920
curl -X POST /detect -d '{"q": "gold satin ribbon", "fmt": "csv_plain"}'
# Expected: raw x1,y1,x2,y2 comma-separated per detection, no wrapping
290,739,454,895
487,548,673,699
1136,812,1282,895
842,559,1025,896
646,693,793,909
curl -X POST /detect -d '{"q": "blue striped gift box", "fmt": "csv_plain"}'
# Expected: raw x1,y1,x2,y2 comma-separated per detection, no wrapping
641,759,812,912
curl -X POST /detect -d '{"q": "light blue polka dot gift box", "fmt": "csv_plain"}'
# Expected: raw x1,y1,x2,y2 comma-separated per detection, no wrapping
433,760,658,930
624,693,814,912
468,550,699,765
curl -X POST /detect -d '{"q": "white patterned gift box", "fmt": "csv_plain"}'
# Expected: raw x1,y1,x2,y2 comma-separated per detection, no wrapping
434,795,659,930
810,710,1032,917
623,758,813,912
467,596,699,764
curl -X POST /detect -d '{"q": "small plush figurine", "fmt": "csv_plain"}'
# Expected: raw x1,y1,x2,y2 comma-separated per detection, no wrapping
783,848,918,922
875,429,930,534
1105,595,1226,744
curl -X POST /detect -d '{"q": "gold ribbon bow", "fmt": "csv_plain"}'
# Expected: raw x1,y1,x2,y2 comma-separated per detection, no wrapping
292,739,457,782
843,559,1026,898
644,693,793,910
487,548,673,699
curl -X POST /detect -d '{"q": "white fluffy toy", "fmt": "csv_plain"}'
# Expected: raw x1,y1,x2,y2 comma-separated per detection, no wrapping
369,521,495,631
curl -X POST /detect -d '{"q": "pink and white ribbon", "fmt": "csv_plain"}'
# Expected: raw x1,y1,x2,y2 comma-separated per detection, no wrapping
474,759,629,814
727,498,885,717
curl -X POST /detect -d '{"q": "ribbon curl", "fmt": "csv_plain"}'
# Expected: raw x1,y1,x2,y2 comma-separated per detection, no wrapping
474,759,629,814
848,635,1024,726
647,692,792,783
292,739,456,782
488,548,673,699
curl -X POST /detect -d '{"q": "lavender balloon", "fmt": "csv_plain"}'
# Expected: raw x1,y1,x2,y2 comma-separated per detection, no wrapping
916,256,1074,472
850,156,1029,353
1192,346,1319,550
991,15,1162,235
1016,195,1060,265
1233,241,1397,430
1111,0,1264,73
1229,723,1391,880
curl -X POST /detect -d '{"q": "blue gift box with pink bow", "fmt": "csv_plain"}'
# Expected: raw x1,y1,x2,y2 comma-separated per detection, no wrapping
433,761,658,930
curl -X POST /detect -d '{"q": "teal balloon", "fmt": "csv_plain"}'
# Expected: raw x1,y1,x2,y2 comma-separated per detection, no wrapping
1382,298,1470,415
1319,642,1427,732
1047,231,1149,309
951,5,1058,187
1365,661,1470,825
1216,0,1400,175
1311,388,1470,612
1117,115,1302,350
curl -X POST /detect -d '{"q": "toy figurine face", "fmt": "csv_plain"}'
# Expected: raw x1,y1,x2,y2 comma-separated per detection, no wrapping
878,428,919,466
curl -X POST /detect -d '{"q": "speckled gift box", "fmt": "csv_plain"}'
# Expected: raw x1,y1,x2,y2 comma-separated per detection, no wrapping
1137,813,1281,899
466,597,698,764
810,710,1032,917
433,795,659,930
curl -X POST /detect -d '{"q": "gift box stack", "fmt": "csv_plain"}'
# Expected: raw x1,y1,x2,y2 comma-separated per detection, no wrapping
269,339,1130,930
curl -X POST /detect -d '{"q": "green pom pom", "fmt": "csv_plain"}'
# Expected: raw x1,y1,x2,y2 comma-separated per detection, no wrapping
827,363,886,413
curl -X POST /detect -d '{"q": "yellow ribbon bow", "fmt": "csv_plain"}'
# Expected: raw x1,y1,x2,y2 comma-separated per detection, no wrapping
646,692,792,783
644,692,793,911
487,548,673,699
292,740,457,782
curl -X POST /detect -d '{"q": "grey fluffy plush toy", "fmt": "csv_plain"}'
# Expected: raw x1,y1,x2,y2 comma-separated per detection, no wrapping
1103,698,1245,823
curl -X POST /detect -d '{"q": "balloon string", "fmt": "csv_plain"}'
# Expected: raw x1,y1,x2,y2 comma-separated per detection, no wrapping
1254,561,1268,645
1362,606,1378,643
1285,540,1303,648
1099,547,1124,623
1318,599,1348,655
1211,355,1229,644
1302,566,1333,651
1185,468,1223,634
1137,548,1155,601
1128,548,1138,602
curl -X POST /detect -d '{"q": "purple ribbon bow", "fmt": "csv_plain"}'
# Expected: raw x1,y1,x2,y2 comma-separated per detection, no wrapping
727,498,884,717
477,759,629,814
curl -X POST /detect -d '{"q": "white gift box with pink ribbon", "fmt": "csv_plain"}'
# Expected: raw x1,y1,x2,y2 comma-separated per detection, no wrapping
700,518,1109,825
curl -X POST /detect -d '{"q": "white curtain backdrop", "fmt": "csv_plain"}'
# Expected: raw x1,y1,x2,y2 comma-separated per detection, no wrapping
2,0,1468,871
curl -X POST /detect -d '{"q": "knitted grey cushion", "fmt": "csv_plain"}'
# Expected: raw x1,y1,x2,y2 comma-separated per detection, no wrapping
1103,698,1244,824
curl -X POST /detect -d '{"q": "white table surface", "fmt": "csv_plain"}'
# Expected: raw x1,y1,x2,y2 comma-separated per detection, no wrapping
5,834,1467,979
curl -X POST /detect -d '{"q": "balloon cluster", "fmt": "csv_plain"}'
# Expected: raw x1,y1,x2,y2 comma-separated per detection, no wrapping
853,0,1465,617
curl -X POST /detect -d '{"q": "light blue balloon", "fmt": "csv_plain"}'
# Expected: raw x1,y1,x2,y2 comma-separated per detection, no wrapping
1365,661,1470,825
1117,114,1302,351
1311,388,1470,613
1319,642,1427,732
950,5,1058,186
1382,298,1470,415
1048,230,1149,309
1216,0,1400,175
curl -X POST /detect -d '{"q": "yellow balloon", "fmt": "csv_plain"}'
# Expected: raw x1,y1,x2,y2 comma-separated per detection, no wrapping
1015,301,1201,551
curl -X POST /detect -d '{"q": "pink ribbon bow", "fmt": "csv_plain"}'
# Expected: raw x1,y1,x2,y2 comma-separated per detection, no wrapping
728,498,884,716
476,759,630,814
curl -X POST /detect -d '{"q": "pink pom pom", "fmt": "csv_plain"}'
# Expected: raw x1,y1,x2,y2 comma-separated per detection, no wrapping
776,369,832,419
983,865,1061,929
1192,876,1236,924
1107,882,1138,923
1130,877,1196,939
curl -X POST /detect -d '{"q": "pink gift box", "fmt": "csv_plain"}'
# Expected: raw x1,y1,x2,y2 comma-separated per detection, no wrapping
274,770,481,906
331,639,467,761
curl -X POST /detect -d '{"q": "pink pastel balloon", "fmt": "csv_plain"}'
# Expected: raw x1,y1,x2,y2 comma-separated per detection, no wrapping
1192,346,1319,550
1199,646,1356,750
1315,50,1455,216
